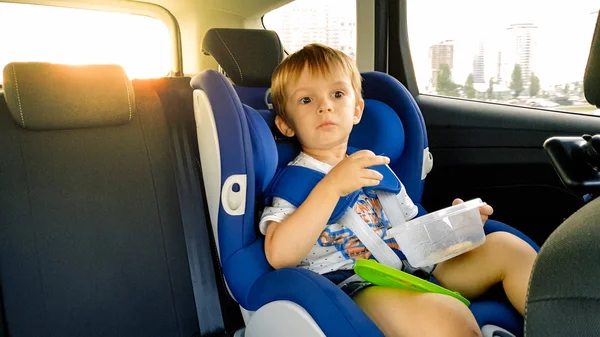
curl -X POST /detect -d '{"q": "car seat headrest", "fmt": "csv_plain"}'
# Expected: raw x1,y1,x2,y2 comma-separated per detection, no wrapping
202,28,285,87
2,62,134,131
584,11,600,107
349,99,405,163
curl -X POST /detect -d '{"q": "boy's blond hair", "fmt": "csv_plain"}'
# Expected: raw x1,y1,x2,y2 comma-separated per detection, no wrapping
270,43,362,119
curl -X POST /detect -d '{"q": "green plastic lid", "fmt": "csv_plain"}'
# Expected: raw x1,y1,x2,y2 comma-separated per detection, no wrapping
354,259,470,306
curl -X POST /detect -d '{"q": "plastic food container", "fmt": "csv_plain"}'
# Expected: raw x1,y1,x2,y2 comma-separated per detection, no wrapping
387,198,486,267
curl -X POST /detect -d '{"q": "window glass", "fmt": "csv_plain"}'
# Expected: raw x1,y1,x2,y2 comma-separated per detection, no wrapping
0,3,171,81
408,0,599,115
263,0,357,60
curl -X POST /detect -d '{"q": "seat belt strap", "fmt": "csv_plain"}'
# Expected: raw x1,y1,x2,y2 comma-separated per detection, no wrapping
376,190,407,230
165,92,225,335
339,206,404,269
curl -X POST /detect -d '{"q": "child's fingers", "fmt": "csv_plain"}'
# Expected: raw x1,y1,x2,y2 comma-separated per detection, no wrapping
363,169,384,181
359,155,390,167
453,199,493,214
349,149,375,158
452,198,492,223
479,204,494,215
361,178,382,187
452,198,464,206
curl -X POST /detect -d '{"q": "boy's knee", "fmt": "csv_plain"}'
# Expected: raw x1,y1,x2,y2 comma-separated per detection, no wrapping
354,288,482,337
486,231,536,257
443,309,482,337
429,295,482,337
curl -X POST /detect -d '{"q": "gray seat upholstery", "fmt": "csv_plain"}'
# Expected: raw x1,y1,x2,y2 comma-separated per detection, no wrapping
0,63,209,336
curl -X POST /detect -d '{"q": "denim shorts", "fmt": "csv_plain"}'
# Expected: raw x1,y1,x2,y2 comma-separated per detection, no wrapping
322,262,437,298
323,269,372,298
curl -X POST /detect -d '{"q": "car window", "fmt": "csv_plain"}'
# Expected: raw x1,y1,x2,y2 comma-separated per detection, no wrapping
407,0,599,115
262,0,357,61
0,3,170,81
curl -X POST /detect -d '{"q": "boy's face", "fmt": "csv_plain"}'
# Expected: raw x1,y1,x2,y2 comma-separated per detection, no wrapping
275,65,364,151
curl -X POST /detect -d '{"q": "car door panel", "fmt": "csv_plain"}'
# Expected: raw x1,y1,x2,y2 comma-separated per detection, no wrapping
418,95,600,245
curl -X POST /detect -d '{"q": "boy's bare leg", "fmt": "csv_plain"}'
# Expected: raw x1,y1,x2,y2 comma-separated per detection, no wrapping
353,286,481,337
432,231,537,314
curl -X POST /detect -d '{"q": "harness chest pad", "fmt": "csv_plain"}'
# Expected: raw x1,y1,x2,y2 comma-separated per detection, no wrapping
264,151,401,224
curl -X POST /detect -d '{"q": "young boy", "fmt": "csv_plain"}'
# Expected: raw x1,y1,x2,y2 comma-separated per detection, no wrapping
259,43,537,337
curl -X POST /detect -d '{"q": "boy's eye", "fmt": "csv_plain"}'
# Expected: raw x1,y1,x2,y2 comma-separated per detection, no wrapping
333,91,345,98
299,97,312,104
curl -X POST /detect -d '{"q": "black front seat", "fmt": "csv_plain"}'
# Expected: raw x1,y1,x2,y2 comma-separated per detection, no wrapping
525,12,600,337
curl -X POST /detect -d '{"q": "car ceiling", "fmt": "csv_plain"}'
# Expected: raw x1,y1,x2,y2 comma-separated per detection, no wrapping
151,0,292,19
4,0,293,19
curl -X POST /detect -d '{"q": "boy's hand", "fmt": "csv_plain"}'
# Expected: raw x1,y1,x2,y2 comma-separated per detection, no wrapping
323,150,390,197
452,198,494,224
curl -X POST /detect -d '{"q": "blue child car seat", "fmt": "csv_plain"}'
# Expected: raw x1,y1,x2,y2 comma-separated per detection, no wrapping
191,28,540,337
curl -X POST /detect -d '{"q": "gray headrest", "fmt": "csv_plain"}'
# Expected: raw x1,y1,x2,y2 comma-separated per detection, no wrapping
202,28,285,87
584,12,600,107
2,62,135,130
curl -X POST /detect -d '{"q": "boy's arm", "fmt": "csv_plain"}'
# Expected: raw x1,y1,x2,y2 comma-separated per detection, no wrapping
264,180,339,269
264,150,390,269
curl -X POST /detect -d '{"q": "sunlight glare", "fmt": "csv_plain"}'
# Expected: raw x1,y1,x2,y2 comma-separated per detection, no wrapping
0,3,171,81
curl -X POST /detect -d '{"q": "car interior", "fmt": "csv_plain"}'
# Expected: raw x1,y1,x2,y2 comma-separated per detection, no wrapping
0,0,599,336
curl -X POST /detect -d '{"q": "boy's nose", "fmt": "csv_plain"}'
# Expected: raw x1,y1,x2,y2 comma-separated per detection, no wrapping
318,101,333,113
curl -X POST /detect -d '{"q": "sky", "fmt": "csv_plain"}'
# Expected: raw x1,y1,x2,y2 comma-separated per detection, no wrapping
407,0,599,88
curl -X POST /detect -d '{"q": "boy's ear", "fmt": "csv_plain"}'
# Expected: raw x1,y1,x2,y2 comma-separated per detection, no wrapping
274,115,296,137
353,99,365,125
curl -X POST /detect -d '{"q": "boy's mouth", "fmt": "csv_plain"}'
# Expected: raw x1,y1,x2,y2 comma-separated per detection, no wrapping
318,121,336,128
